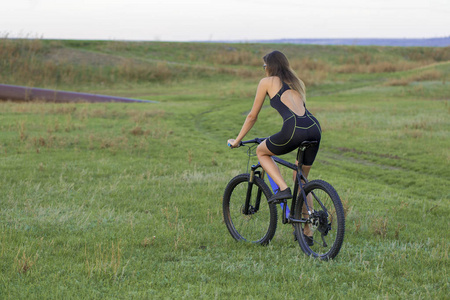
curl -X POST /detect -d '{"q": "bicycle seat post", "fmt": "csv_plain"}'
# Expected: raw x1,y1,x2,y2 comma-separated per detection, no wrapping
296,141,318,174
296,146,306,173
297,141,318,214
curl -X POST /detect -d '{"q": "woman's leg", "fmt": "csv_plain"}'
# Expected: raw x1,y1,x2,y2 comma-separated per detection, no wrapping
256,140,289,191
293,163,314,236
299,165,314,236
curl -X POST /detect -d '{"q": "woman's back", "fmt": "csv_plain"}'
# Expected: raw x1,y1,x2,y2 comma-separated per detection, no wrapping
266,76,305,117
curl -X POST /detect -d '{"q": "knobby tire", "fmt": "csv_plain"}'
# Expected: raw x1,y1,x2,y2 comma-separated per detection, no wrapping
223,173,277,245
293,179,345,260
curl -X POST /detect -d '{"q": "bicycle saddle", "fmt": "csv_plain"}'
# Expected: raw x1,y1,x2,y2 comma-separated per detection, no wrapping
300,141,318,148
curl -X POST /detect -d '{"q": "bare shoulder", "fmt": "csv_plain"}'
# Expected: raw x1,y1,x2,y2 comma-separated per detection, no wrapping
259,76,280,88
260,76,280,84
260,76,282,97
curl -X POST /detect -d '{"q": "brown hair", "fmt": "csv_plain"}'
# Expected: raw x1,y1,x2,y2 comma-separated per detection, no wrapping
263,51,306,101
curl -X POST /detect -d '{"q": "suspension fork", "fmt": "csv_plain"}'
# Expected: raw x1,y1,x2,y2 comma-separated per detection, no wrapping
243,164,265,215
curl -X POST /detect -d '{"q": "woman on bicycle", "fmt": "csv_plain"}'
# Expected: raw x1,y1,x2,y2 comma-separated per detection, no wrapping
227,50,322,204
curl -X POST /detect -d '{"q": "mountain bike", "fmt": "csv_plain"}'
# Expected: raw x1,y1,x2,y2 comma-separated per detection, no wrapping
223,137,345,260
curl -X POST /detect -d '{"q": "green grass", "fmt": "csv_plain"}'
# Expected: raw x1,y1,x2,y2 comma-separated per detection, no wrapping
0,39,449,299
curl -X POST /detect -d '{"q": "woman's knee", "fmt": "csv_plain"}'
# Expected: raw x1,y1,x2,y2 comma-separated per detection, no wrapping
256,145,266,158
256,142,269,157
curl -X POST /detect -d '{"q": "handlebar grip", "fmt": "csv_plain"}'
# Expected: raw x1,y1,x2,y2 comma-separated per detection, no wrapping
229,138,265,148
228,142,244,148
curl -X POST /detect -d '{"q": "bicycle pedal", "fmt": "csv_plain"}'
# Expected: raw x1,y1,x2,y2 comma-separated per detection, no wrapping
268,198,287,205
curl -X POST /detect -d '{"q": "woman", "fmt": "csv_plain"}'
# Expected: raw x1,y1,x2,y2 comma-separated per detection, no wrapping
227,50,322,206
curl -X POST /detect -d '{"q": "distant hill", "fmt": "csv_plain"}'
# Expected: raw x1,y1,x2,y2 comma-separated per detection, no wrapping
246,37,450,47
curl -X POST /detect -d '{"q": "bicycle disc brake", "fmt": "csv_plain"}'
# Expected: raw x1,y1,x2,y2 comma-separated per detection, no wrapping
240,204,257,217
311,210,332,247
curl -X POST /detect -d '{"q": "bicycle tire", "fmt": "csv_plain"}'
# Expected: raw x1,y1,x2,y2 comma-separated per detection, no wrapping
293,180,345,260
223,173,277,245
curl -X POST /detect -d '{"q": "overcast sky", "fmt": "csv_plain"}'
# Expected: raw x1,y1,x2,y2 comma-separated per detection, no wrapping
2,0,449,41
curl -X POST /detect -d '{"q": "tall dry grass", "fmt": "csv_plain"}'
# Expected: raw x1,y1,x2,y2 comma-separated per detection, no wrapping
1,37,448,88
0,38,184,87
335,48,450,74
384,69,444,86
208,48,261,66
335,60,424,74
290,57,330,86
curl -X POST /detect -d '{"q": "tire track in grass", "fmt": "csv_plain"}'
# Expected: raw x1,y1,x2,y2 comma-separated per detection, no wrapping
317,149,447,200
319,150,404,171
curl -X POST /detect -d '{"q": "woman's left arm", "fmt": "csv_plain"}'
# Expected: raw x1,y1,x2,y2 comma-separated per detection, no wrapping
228,78,269,147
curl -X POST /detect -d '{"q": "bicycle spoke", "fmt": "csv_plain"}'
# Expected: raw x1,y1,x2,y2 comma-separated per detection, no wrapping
294,180,345,260
223,174,277,245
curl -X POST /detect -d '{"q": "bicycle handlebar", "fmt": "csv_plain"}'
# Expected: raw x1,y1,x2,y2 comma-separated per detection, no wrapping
228,137,267,148
241,137,267,145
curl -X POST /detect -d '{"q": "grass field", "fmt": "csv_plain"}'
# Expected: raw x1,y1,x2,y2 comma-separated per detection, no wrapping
0,38,449,299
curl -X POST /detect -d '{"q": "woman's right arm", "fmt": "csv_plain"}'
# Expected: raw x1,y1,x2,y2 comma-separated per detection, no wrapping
228,78,269,148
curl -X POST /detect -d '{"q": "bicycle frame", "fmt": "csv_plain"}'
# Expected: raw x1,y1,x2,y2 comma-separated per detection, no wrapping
227,137,344,258
244,144,313,225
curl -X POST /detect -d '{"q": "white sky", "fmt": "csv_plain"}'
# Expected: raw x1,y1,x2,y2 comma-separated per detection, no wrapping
2,0,449,41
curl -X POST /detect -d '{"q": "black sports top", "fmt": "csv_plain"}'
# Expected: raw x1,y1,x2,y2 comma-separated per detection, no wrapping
269,81,305,120
265,81,322,165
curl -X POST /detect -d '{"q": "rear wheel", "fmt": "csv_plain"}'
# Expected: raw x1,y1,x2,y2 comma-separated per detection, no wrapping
223,173,277,245
293,180,345,260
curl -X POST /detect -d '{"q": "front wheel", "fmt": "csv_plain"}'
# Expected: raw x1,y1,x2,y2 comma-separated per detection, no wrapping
293,180,345,260
223,173,277,245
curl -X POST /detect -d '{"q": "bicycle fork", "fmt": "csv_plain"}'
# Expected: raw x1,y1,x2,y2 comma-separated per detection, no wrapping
243,165,265,215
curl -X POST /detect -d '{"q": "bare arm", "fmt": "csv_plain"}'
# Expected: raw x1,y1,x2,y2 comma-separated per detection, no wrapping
228,78,269,147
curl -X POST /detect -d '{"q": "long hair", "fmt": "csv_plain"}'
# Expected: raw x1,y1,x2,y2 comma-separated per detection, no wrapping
263,51,306,101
